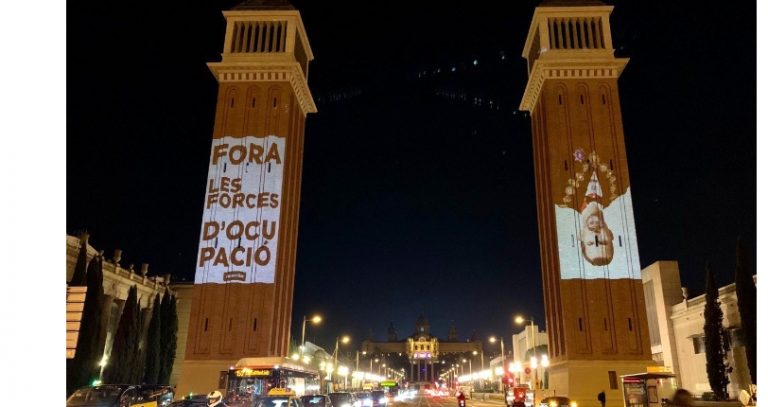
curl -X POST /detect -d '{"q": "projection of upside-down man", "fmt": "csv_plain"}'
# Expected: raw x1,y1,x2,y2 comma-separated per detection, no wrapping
555,149,640,280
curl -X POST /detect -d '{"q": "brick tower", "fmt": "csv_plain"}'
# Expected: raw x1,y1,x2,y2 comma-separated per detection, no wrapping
520,1,654,404
176,0,316,396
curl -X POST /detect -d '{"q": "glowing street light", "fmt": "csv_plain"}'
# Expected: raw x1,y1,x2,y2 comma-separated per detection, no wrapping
301,315,323,354
333,335,351,389
515,315,538,389
489,335,506,390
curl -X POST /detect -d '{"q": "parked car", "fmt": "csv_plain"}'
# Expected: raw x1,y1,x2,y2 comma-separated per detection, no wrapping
538,396,576,407
67,384,174,407
301,394,332,407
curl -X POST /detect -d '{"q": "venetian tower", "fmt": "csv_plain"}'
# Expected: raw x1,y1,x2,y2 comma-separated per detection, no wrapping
519,1,653,404
176,0,316,396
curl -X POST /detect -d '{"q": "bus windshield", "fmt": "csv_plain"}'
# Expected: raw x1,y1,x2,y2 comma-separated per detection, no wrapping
226,363,319,407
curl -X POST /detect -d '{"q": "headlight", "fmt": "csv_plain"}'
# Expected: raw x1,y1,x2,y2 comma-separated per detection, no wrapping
342,404,352,407
570,402,577,407
380,398,387,404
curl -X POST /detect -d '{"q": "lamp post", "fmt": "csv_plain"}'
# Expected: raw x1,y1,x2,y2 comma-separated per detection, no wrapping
333,335,350,390
489,336,505,392
338,366,350,390
301,315,322,355
540,355,549,389
356,350,361,372
514,316,536,389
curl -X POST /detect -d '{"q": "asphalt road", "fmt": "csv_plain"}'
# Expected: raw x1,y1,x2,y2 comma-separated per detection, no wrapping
392,396,505,407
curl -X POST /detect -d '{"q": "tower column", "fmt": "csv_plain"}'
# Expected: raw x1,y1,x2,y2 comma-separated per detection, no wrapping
176,1,317,398
519,3,653,407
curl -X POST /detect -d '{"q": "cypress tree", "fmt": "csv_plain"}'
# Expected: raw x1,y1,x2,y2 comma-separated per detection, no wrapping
132,304,146,384
70,232,89,286
103,286,140,384
143,293,162,384
704,264,730,400
734,237,756,383
158,292,178,384
67,253,104,395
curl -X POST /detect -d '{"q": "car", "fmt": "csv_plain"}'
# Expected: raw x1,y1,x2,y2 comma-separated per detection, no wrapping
371,390,388,407
66,384,175,407
301,395,333,407
329,392,357,407
169,396,208,407
354,392,373,407
253,388,303,407
538,396,576,407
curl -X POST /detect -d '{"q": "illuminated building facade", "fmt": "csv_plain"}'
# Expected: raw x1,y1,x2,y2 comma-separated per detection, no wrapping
66,233,173,371
361,316,482,383
520,1,654,404
176,0,316,397
642,261,754,398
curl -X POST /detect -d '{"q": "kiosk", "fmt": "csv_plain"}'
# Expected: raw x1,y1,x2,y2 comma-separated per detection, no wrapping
621,367,677,407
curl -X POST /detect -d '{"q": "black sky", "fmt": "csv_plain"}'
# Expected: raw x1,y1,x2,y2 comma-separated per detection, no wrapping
67,1,756,354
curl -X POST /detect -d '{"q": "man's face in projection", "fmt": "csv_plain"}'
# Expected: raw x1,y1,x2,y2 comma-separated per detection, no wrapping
580,203,614,266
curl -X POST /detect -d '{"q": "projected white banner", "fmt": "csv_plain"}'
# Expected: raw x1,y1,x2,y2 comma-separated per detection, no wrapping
555,149,641,280
195,135,285,284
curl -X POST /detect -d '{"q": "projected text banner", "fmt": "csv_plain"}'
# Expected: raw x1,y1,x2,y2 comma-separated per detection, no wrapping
195,135,285,284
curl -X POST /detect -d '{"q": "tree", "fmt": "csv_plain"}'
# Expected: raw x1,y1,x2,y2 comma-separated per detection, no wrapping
131,307,146,385
143,294,162,384
67,253,104,395
158,291,178,384
734,237,756,383
103,285,140,384
70,232,89,286
704,264,730,400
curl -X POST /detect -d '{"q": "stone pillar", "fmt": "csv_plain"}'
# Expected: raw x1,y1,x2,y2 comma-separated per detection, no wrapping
416,360,420,382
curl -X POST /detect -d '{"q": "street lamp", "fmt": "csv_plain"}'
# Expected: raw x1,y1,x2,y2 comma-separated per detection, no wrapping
338,366,350,389
333,335,350,391
301,315,322,354
489,336,506,392
515,316,537,389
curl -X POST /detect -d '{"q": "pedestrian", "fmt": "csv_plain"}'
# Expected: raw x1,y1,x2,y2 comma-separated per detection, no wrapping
598,391,606,407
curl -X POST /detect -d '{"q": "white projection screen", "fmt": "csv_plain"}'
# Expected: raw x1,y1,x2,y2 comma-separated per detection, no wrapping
195,135,285,284
555,149,641,280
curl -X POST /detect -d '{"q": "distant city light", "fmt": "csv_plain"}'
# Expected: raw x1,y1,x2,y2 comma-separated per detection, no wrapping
473,59,478,66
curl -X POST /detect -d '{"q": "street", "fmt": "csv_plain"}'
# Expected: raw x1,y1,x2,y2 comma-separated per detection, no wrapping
392,396,505,407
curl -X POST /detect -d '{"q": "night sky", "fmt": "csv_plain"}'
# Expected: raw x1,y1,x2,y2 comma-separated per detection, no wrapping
67,1,755,355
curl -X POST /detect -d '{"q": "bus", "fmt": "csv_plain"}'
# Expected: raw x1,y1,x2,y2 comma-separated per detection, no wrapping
225,357,320,407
